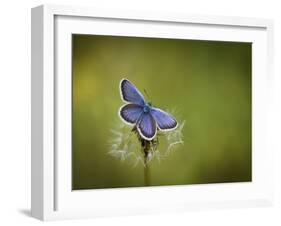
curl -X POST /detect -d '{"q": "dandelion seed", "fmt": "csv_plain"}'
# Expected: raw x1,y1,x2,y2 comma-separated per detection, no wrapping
108,119,185,165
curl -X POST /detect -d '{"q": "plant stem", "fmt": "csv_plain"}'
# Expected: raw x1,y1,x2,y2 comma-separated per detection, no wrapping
144,155,151,186
132,126,152,186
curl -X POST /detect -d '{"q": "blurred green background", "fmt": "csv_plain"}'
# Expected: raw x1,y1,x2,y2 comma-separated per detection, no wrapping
72,34,252,190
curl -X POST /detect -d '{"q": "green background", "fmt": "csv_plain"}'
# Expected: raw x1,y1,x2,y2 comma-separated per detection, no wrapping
72,35,252,190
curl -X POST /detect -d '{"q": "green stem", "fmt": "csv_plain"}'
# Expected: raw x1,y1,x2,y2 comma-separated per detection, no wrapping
133,126,152,186
144,155,150,186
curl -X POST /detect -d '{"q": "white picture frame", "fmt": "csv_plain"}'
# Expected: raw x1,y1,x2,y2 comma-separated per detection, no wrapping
31,4,274,221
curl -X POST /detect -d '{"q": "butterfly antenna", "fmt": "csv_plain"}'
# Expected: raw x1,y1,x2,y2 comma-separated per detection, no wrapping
143,89,150,100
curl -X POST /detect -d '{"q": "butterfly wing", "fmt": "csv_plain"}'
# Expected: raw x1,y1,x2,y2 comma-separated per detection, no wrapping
151,108,178,131
137,113,157,140
120,79,145,105
119,104,143,124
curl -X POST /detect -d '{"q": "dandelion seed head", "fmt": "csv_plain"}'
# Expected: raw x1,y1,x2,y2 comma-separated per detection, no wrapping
108,112,185,166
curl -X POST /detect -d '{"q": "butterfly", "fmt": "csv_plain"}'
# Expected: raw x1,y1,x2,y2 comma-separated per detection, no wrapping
119,79,178,141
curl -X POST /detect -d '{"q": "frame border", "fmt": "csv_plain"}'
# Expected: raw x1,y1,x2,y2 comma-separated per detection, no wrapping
31,4,274,221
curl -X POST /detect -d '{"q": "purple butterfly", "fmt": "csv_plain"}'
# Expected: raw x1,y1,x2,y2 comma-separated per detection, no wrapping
119,79,178,141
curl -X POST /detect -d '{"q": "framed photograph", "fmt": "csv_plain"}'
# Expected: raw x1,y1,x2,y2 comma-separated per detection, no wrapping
31,4,274,221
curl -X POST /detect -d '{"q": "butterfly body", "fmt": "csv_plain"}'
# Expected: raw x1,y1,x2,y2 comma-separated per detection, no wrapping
143,104,151,113
119,79,178,141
